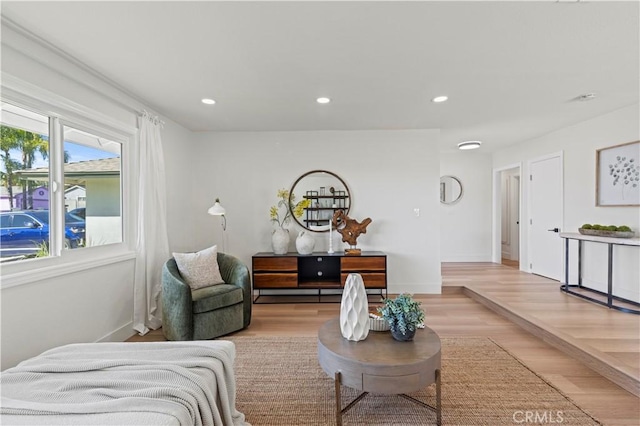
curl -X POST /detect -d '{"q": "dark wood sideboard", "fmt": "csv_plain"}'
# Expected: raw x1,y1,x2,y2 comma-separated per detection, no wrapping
252,251,387,303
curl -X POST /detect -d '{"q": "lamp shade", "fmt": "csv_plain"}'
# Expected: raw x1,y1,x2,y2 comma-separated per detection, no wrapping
208,198,226,216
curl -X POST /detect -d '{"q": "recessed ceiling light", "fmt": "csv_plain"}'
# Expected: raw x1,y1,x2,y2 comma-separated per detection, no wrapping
458,141,482,150
316,97,331,104
432,96,448,103
201,98,216,105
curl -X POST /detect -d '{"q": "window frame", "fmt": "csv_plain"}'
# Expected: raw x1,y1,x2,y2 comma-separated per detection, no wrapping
1,79,138,289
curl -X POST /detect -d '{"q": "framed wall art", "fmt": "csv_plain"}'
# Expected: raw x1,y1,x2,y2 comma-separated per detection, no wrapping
596,140,640,206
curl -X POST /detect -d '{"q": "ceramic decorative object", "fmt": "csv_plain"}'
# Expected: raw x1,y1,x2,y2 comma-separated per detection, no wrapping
296,231,315,255
369,316,390,332
339,273,369,341
271,228,290,255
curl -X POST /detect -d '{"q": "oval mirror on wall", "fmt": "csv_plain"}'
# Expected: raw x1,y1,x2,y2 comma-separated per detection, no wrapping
289,170,351,232
440,175,463,204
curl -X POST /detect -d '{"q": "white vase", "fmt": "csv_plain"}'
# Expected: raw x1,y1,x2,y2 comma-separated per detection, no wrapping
271,228,290,255
296,231,315,255
339,273,369,341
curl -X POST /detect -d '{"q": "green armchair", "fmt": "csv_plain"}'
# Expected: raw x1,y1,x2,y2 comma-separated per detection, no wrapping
162,252,252,341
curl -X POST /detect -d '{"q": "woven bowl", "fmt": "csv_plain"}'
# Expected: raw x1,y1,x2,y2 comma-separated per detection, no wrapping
369,316,390,332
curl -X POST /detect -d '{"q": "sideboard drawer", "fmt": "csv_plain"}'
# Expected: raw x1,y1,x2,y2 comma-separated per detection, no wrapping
341,256,386,271
341,272,386,288
253,257,297,272
254,273,298,288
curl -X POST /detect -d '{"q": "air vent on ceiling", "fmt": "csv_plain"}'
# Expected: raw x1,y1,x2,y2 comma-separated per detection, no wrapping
574,93,596,102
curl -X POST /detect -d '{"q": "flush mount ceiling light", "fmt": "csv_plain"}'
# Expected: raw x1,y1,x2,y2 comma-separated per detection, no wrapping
458,141,482,150
201,98,216,105
316,97,331,104
432,95,448,103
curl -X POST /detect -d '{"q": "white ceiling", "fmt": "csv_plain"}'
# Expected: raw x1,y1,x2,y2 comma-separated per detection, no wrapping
1,1,638,152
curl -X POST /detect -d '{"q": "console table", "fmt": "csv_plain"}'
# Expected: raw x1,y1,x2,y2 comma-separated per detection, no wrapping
252,251,387,303
559,232,640,314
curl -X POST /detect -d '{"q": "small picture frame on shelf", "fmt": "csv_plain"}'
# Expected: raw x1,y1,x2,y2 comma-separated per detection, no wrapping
306,190,318,197
319,187,326,196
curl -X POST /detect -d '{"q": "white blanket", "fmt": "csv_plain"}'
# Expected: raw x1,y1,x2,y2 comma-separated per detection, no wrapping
0,341,249,426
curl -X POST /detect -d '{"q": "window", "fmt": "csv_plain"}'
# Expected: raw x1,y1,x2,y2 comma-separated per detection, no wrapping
1,103,51,260
1,101,124,264
12,214,37,227
63,126,122,248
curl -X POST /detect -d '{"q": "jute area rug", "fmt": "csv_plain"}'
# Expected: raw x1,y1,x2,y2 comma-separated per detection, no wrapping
227,336,601,426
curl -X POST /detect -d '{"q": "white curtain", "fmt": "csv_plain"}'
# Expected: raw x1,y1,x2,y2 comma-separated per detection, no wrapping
133,111,170,335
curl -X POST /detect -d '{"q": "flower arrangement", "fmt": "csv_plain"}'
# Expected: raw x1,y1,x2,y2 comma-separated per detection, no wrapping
378,293,425,337
270,189,311,228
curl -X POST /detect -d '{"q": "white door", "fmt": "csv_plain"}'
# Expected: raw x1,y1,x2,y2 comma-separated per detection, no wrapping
529,154,563,281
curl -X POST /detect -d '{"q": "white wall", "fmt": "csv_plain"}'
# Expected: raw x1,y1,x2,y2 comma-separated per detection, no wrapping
1,260,136,369
440,152,493,262
493,104,640,301
162,121,197,253
186,130,443,294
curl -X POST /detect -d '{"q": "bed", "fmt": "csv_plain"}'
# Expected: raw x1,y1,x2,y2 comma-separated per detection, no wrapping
0,341,249,426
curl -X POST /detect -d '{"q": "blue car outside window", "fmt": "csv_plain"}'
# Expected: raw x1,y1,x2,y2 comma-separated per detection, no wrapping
0,210,86,258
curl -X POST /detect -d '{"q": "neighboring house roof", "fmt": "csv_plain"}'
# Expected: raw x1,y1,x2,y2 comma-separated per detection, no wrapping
15,158,120,182
65,185,87,195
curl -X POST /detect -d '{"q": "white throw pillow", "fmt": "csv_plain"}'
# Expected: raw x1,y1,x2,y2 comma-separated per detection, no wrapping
173,245,225,290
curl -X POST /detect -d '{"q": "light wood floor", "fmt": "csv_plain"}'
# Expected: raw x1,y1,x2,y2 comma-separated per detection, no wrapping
129,262,640,425
501,258,520,268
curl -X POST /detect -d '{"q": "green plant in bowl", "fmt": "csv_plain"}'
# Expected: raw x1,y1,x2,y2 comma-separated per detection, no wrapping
378,293,425,341
581,224,593,229
617,225,632,232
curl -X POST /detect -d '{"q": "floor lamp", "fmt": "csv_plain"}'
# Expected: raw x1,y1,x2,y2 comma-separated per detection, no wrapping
207,198,227,253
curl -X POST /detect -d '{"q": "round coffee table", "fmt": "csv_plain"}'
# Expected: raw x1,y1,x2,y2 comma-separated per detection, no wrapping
317,317,441,425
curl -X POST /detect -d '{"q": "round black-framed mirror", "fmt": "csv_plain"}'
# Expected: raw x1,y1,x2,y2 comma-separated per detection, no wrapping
289,170,351,232
440,175,463,204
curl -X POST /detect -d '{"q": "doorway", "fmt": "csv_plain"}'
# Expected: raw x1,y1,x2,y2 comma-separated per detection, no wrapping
492,163,522,269
500,169,520,268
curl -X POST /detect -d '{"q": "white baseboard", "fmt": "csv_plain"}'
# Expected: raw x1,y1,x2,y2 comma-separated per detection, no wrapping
389,282,442,294
96,322,136,343
441,254,493,262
